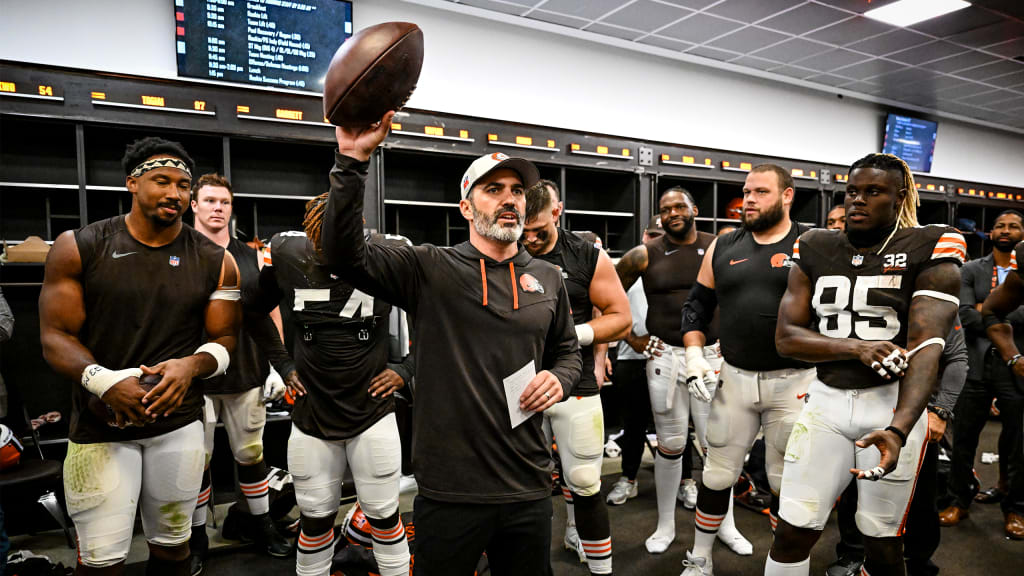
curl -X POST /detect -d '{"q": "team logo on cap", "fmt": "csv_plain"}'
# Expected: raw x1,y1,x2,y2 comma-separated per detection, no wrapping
491,152,509,161
461,174,470,192
519,273,544,294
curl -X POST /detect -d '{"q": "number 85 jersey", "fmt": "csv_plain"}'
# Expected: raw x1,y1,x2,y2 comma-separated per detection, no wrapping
791,225,965,390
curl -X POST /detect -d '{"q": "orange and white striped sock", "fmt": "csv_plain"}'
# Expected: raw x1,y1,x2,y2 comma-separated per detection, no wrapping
296,528,335,576
367,512,410,576
580,537,612,574
238,461,270,516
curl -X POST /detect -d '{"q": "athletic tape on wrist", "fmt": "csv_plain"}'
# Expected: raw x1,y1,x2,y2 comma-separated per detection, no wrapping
209,289,241,301
81,364,143,398
684,345,705,368
575,323,595,347
195,342,230,378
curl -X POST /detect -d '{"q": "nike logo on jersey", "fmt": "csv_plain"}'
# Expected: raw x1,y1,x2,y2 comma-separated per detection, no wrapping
665,249,679,255
796,393,807,399
729,258,748,266
112,251,137,259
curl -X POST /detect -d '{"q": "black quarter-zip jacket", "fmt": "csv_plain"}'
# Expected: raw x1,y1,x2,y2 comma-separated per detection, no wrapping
323,153,582,504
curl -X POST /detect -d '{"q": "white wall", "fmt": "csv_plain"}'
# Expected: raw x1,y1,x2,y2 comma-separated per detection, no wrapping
2,0,1022,187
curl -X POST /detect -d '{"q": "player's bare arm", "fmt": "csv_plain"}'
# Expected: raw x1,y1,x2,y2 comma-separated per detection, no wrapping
682,237,719,349
615,244,648,292
777,265,906,379
983,268,1024,364
852,262,959,477
40,231,152,427
142,250,241,417
586,251,631,344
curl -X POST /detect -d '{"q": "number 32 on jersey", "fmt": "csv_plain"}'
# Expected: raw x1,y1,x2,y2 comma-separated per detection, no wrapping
812,275,901,340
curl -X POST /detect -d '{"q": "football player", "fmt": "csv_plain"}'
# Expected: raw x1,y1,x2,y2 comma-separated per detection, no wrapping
246,195,414,576
769,153,964,576
522,180,631,574
616,188,750,555
678,164,814,575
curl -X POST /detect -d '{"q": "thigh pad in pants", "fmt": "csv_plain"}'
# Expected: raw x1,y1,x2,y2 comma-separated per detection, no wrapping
139,421,206,546
348,413,402,519
702,363,761,490
548,396,604,495
288,424,344,518
647,352,688,453
218,387,267,465
64,441,141,567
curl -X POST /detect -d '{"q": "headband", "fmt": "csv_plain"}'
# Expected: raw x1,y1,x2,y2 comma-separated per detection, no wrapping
129,157,192,179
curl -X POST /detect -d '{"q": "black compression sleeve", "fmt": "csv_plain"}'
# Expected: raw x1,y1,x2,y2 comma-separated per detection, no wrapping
681,282,717,338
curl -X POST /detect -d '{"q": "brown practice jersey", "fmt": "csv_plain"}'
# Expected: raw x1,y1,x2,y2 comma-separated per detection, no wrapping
642,232,717,347
71,216,224,443
793,225,965,390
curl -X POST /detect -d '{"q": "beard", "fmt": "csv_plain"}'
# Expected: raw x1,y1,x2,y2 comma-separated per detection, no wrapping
664,215,695,240
471,201,523,244
993,236,1018,253
742,199,784,232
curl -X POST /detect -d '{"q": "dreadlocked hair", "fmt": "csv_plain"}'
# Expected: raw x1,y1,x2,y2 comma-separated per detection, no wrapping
849,153,919,229
303,191,330,251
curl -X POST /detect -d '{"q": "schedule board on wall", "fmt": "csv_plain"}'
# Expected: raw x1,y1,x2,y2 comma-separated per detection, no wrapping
174,0,353,93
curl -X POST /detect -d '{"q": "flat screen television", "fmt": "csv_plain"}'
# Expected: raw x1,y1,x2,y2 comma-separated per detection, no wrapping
174,0,353,93
881,113,938,173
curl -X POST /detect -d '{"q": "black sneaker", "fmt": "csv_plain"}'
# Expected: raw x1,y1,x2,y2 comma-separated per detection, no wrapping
825,555,863,576
189,525,209,576
252,513,295,558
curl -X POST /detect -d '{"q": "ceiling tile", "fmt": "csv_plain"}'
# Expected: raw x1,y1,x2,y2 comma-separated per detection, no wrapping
537,0,627,20
751,37,831,63
656,0,720,10
995,96,1024,110
906,75,974,92
793,48,867,72
946,20,1024,49
845,29,932,56
986,70,1024,89
806,73,855,87
937,82,1000,99
957,89,1021,107
922,51,1001,73
658,13,745,44
935,100,989,117
687,45,742,62
759,3,851,35
818,0,902,13
832,58,907,80
908,6,1002,37
526,9,590,29
637,35,694,52
806,15,894,46
602,0,692,32
458,0,529,16
707,26,790,53
955,60,1024,81
704,0,804,23
982,38,1024,59
886,41,969,66
770,65,819,80
868,66,937,85
840,81,886,94
730,55,783,71
582,22,645,41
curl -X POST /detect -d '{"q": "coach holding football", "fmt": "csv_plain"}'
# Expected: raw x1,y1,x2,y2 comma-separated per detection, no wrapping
319,111,582,576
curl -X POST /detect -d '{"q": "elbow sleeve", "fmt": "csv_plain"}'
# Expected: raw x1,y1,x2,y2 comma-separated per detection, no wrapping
681,282,717,337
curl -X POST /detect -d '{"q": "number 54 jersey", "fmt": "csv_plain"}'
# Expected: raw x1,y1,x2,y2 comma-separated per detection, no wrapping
792,225,965,390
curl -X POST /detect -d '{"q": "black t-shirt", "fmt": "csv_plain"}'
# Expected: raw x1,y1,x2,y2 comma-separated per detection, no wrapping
642,232,716,346
71,216,223,443
712,223,809,371
794,225,965,390
260,231,406,440
205,237,267,394
533,231,600,396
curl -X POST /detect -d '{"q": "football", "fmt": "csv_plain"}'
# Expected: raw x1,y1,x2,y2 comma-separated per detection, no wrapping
87,373,163,425
323,22,424,127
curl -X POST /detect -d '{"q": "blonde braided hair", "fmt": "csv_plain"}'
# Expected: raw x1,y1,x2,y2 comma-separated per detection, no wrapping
848,153,919,253
303,191,330,251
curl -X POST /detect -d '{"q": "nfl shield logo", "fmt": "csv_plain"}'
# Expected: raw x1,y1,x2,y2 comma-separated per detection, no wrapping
851,254,864,267
169,256,180,267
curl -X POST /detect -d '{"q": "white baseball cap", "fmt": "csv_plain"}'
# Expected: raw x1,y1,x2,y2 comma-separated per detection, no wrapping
459,152,540,200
